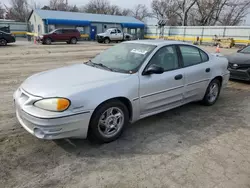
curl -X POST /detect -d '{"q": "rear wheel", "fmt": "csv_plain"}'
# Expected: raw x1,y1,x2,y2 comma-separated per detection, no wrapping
45,38,51,45
202,79,221,106
70,37,77,44
0,39,7,46
88,100,129,143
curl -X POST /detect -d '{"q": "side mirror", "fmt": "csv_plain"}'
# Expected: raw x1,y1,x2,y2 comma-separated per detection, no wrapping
53,32,57,35
143,64,164,75
237,49,241,53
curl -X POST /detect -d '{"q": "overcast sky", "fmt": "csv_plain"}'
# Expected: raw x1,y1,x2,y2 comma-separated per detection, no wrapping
2,0,250,25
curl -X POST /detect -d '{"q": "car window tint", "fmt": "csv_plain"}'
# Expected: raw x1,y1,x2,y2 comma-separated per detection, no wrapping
54,29,62,34
110,29,116,34
149,46,179,71
117,29,121,33
200,50,209,62
180,46,202,67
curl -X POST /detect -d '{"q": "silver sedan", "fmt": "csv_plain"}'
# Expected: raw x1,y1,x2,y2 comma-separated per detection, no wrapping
14,40,230,143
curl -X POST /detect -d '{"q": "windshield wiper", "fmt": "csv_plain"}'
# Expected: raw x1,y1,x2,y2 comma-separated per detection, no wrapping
93,63,114,71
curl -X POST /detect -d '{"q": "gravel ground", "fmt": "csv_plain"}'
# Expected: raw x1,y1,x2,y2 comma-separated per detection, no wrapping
0,41,250,188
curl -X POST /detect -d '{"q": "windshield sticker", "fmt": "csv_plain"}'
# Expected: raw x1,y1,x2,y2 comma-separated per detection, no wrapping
131,49,148,55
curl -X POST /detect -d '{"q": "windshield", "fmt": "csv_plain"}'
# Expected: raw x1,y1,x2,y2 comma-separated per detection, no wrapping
240,46,250,53
90,43,156,73
48,29,57,34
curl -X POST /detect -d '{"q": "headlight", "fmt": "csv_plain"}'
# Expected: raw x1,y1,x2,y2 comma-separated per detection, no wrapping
34,98,70,112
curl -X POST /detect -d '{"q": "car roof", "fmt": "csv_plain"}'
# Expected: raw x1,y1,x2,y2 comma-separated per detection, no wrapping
125,39,190,46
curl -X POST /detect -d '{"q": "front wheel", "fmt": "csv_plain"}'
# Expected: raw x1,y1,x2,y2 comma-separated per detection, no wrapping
104,38,110,44
202,79,221,106
88,100,129,143
0,39,7,46
44,38,51,45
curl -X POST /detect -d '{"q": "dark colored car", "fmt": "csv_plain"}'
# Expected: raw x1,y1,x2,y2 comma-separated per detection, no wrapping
226,45,250,81
39,28,81,45
0,31,16,46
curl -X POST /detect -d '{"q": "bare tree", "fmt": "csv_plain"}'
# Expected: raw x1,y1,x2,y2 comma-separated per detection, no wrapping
121,8,132,16
131,4,152,21
82,0,111,14
68,5,79,12
177,0,197,26
0,3,5,19
49,0,67,11
108,5,122,15
151,0,180,25
219,0,250,25
5,0,29,22
195,0,228,26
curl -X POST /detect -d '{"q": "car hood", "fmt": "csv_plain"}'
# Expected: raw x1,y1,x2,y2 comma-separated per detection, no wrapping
226,53,250,64
21,64,130,97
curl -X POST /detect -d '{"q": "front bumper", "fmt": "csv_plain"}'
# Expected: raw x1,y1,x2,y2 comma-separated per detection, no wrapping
14,89,93,140
228,68,250,81
8,37,16,43
96,36,104,42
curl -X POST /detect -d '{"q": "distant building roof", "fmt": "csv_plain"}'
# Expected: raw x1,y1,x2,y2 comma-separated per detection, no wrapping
30,9,145,28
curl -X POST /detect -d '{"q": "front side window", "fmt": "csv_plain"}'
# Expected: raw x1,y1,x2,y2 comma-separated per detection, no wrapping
49,29,62,34
54,29,62,34
148,46,179,71
110,29,116,34
179,46,203,67
117,29,121,33
90,43,156,73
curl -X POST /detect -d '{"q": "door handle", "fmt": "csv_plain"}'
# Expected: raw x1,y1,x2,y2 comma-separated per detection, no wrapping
206,68,210,72
175,74,183,80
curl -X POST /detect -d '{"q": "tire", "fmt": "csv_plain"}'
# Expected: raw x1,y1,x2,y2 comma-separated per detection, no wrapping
70,37,77,44
45,38,51,45
0,39,7,46
88,100,129,143
104,38,110,44
202,79,221,106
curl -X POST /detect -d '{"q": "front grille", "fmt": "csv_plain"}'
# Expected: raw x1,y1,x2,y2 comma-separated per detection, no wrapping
228,63,250,70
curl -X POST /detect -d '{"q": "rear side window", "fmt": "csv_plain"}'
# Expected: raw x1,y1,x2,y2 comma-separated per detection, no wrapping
200,50,209,62
117,29,121,33
179,45,205,67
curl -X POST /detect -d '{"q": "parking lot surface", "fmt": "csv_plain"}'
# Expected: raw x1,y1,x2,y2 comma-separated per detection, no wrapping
0,41,250,188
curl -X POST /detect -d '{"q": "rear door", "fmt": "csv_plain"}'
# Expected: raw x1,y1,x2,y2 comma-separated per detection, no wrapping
117,29,123,40
61,29,71,41
178,45,212,103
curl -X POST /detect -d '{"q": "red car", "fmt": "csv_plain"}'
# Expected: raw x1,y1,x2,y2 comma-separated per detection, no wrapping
39,28,81,45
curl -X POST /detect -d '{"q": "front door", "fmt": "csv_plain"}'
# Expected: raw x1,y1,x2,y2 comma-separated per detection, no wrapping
110,29,118,40
90,26,97,40
139,45,185,117
178,45,212,103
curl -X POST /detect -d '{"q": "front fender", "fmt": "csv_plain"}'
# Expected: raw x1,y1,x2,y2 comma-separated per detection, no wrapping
67,73,140,122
